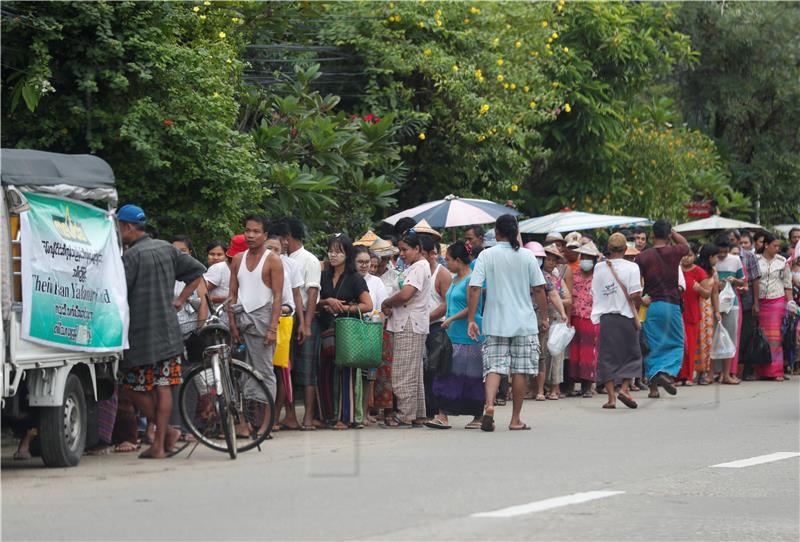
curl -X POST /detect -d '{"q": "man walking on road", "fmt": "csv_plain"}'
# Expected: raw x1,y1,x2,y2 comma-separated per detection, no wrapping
592,233,643,409
635,220,689,398
467,214,548,431
118,204,206,459
228,215,284,434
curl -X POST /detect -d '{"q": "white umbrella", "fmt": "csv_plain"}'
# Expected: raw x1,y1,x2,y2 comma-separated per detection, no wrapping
518,210,651,234
774,224,800,238
674,216,763,233
383,194,519,229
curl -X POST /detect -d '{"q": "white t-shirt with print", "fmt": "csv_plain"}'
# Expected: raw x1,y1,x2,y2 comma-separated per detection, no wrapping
590,259,642,325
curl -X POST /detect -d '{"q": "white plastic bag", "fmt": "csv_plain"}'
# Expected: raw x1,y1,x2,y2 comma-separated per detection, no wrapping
547,322,575,356
710,323,736,360
718,282,736,314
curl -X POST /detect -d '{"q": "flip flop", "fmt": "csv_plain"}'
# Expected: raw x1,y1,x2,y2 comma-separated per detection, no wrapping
535,394,546,401
508,424,531,430
481,412,495,432
617,393,638,409
652,373,677,395
465,421,482,430
299,425,317,431
602,403,616,409
424,418,451,429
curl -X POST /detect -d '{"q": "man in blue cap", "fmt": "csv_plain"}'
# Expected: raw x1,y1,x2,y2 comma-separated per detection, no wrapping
117,204,206,459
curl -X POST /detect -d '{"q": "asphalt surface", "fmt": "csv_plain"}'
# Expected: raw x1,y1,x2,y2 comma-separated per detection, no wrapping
2,379,798,541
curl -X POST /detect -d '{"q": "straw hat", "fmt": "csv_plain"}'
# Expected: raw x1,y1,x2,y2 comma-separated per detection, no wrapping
565,231,582,250
545,231,565,243
575,241,600,257
413,219,442,240
370,237,399,257
624,245,640,257
544,244,566,262
353,230,378,247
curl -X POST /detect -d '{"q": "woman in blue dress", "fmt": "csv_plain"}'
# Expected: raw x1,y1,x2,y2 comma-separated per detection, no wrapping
425,242,485,430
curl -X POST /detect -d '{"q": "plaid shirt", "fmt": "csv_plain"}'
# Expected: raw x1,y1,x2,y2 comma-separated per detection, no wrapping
739,248,761,311
122,235,206,368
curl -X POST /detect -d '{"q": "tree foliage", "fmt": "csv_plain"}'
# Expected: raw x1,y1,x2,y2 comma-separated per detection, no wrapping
675,2,800,224
1,1,261,240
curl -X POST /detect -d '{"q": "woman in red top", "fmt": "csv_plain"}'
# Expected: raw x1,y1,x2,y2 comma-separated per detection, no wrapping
678,243,709,384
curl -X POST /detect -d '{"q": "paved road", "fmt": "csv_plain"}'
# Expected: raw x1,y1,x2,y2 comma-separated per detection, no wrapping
2,380,798,541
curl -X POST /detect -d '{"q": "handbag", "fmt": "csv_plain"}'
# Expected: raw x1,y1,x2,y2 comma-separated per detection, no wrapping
426,326,453,375
782,312,797,366
272,314,294,368
334,311,384,369
742,325,772,366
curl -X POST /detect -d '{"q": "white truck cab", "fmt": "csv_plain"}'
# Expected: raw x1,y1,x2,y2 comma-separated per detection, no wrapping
1,149,123,467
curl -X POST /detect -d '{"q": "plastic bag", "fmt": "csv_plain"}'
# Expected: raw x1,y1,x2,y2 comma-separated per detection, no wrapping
742,325,772,366
547,322,575,356
710,323,736,360
718,282,736,314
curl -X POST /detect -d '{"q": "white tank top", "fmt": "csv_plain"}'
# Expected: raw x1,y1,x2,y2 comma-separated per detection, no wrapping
428,264,445,324
237,248,273,313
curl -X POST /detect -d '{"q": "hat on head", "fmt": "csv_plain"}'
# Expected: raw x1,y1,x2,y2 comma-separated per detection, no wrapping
354,230,378,247
371,237,399,258
565,231,582,250
523,241,546,258
116,204,146,225
412,219,442,240
545,231,565,243
544,244,566,262
576,241,600,257
227,234,248,257
608,232,628,251
483,228,497,248
624,244,640,257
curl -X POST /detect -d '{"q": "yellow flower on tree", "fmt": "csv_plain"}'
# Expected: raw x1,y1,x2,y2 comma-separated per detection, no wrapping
418,133,426,141
510,83,516,90
474,69,482,78
193,6,200,12
545,43,551,50
218,31,226,39
231,17,239,23
541,20,549,27
551,31,559,39
477,134,486,142
496,74,504,82
423,49,432,56
203,0,211,5
435,9,442,17
418,21,425,28
503,83,509,89
479,104,490,114
515,40,522,48
511,184,519,192
492,37,499,46
199,14,206,20
563,46,569,53
523,85,529,92
436,19,442,27
529,100,537,109
506,126,514,135
464,18,470,24
452,65,459,73
564,103,571,113
469,6,481,15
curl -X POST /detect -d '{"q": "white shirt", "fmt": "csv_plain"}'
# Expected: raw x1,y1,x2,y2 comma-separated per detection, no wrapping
590,259,642,325
363,273,389,313
204,261,230,300
289,246,321,309
279,254,305,311
757,254,791,300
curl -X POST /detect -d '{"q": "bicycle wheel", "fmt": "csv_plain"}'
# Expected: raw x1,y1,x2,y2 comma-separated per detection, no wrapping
179,359,234,454
179,358,274,454
228,359,275,453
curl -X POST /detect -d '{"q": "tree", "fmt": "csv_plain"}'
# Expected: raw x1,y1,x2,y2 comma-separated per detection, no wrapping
1,1,261,240
675,2,800,225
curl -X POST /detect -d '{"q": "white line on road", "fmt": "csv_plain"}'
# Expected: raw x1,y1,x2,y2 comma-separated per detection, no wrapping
711,452,800,469
471,490,626,519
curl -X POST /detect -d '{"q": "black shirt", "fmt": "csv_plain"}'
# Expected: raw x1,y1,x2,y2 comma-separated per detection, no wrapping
318,268,369,330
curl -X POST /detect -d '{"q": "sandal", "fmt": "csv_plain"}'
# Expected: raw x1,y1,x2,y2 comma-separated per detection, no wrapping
465,420,482,430
424,417,451,430
535,394,546,401
481,411,495,432
546,393,559,400
617,393,638,409
652,372,677,395
602,402,616,409
381,415,412,429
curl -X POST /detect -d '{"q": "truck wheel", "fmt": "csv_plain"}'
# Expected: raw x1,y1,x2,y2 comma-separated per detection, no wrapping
39,374,87,467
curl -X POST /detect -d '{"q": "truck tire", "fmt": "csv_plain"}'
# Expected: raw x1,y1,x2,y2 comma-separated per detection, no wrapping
39,374,87,467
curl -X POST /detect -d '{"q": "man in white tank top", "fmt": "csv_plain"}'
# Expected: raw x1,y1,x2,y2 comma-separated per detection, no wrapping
228,215,284,429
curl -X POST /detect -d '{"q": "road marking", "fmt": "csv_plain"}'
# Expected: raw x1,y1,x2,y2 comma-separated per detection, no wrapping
711,452,800,469
471,490,625,519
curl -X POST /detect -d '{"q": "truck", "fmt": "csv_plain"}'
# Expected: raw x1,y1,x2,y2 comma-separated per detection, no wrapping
1,149,124,467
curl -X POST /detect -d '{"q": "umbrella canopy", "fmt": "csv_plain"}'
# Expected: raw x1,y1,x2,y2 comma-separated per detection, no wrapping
383,194,520,229
674,216,763,233
518,210,651,234
774,224,800,238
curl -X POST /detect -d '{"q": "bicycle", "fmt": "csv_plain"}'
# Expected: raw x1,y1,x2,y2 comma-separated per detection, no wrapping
178,301,275,459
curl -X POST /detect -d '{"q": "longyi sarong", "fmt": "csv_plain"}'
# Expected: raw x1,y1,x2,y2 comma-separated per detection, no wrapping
642,300,683,379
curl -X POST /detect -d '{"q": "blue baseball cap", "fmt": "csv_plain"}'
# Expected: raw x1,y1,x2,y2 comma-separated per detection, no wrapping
116,204,146,225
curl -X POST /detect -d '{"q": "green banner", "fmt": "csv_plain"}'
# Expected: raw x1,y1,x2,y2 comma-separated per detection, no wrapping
21,192,129,351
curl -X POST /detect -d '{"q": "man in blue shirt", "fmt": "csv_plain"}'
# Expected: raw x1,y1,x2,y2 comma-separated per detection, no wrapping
467,215,548,432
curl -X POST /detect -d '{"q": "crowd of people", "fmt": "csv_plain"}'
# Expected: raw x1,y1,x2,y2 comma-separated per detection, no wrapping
17,204,798,460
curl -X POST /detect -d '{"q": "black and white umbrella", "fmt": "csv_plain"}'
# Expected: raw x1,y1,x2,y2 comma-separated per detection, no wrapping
383,194,519,229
